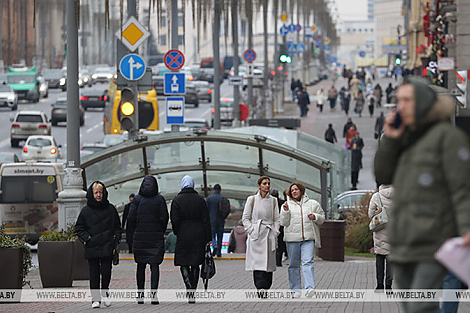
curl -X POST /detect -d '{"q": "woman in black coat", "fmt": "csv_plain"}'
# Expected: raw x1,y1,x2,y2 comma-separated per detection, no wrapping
351,143,363,190
75,181,121,309
170,175,211,303
128,176,169,304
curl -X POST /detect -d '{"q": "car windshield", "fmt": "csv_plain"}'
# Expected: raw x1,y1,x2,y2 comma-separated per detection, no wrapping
95,68,112,73
16,115,43,123
220,99,233,107
43,70,63,79
7,75,35,84
1,175,58,203
0,85,12,92
28,139,52,147
55,100,67,106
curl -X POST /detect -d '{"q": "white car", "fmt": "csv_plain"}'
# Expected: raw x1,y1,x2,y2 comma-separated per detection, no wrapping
0,84,18,110
22,135,61,162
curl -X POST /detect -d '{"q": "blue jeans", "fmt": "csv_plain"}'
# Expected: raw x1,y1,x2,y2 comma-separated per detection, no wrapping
286,240,315,294
292,90,297,102
441,271,463,313
211,222,224,257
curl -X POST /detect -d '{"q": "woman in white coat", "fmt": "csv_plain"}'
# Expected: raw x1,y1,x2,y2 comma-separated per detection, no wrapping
280,182,325,297
242,176,280,293
316,88,326,113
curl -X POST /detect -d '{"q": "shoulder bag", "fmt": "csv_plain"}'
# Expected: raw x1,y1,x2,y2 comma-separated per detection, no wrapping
369,194,388,232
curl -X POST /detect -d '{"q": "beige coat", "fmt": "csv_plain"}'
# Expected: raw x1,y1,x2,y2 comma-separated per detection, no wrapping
368,185,393,255
242,192,280,272
350,77,361,99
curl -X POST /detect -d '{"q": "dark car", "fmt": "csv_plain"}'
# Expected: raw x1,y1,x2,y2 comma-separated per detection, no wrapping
42,69,66,90
51,97,85,126
80,89,108,110
200,68,215,83
185,84,199,107
152,75,164,96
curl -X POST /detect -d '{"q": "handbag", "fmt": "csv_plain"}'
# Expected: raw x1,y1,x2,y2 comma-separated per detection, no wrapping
374,131,379,139
200,244,216,290
369,194,388,232
112,246,119,266
228,232,236,253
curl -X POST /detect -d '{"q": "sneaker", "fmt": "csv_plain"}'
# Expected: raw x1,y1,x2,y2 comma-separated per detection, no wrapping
291,292,301,299
102,297,111,307
91,301,100,309
305,289,316,298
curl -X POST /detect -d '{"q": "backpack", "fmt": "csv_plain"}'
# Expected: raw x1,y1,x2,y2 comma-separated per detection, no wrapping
217,196,231,219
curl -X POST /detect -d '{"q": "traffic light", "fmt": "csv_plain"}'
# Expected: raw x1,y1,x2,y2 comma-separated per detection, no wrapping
279,44,291,63
456,70,468,108
394,54,402,65
120,87,137,131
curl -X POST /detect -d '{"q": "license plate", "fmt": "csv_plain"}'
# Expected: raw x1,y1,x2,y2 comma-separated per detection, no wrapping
23,128,36,131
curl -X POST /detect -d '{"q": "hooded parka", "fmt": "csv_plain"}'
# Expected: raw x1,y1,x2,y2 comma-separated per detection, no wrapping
75,181,122,259
128,176,169,265
368,185,393,255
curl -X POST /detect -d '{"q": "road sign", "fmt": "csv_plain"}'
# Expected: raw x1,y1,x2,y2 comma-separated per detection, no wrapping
297,43,305,53
243,49,257,63
305,27,313,38
324,38,330,44
280,25,289,36
280,13,287,22
325,45,330,51
359,51,366,58
288,23,296,33
164,72,186,95
246,64,254,78
287,41,296,54
119,54,146,81
331,56,338,63
115,16,150,52
228,75,243,86
296,24,302,32
164,49,185,71
312,25,317,32
166,96,185,124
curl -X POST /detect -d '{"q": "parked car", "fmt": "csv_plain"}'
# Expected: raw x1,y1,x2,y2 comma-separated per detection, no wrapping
80,89,108,110
42,69,66,91
152,75,164,96
10,110,51,147
185,84,199,107
211,98,235,126
91,67,114,84
103,134,127,147
192,81,212,102
334,189,375,219
21,135,61,162
0,84,18,110
37,76,49,98
0,152,20,167
200,68,215,83
50,97,85,126
79,68,93,87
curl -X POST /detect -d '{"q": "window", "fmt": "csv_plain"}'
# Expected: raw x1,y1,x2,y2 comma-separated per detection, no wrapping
17,114,43,123
160,16,167,27
159,35,167,46
359,28,362,32
347,28,351,33
178,16,184,27
1,176,57,203
178,35,184,46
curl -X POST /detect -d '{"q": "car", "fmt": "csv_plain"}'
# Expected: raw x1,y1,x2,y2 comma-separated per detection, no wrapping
192,81,212,102
200,68,215,83
334,189,375,219
51,97,85,126
37,76,49,98
10,110,51,147
79,68,93,87
0,73,7,84
91,67,114,84
21,135,61,162
151,75,164,96
242,68,264,90
0,152,20,167
0,84,18,110
211,98,235,126
185,84,199,107
103,134,127,147
42,69,66,90
81,142,108,153
80,89,108,110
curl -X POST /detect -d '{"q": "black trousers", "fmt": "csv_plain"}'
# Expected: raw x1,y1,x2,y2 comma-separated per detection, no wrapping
351,171,359,188
88,257,113,302
276,226,286,266
136,263,160,291
376,254,393,287
253,270,273,290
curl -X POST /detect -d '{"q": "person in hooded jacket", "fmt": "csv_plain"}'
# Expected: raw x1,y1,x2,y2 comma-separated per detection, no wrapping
75,181,121,309
374,77,470,313
280,182,325,298
368,185,394,292
228,219,248,253
127,176,169,305
170,175,212,303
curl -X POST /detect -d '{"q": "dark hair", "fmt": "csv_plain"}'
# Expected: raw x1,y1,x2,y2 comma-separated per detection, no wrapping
213,183,221,191
286,182,306,199
328,123,332,128
257,176,270,186
129,193,135,198
270,189,279,198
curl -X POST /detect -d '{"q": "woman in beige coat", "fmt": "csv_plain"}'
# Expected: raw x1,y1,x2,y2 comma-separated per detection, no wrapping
350,75,361,99
242,176,280,293
368,185,394,292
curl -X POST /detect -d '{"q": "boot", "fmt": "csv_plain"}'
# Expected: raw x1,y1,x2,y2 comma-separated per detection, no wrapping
375,283,384,293
180,266,195,304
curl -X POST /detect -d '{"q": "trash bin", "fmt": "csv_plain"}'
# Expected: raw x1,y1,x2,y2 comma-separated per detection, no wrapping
317,220,345,262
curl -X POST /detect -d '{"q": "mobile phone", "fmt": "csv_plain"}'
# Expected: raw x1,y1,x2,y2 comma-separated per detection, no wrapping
393,112,402,129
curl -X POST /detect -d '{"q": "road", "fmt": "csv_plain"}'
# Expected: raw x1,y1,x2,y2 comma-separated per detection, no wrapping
0,80,238,160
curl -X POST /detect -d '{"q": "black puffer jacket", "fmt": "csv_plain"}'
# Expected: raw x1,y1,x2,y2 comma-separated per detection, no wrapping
75,181,121,259
171,188,211,266
128,176,169,265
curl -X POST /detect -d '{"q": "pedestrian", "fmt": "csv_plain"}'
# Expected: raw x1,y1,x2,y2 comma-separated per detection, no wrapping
121,193,135,253
228,219,248,253
280,182,325,298
343,88,351,115
375,112,385,139
358,68,366,87
296,79,303,91
297,88,311,117
206,183,226,257
368,185,394,292
324,123,337,144
441,271,467,313
342,118,356,138
170,175,212,304
367,92,375,117
75,181,122,309
355,90,365,117
328,85,338,111
350,75,361,99
316,88,326,113
165,231,177,253
390,87,398,104
374,84,383,107
385,83,393,104
270,189,286,267
351,143,362,190
351,131,364,150
374,77,470,313
346,125,357,150
242,176,280,297
127,176,169,305
290,78,297,102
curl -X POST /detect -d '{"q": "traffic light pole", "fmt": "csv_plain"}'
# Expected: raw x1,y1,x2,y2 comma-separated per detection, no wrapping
232,0,240,125
213,0,221,129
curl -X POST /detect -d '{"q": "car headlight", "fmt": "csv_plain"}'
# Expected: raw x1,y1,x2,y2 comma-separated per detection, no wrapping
39,85,46,92
60,78,66,85
84,77,89,82
92,74,97,79
78,79,83,85
8,95,15,100
107,74,113,79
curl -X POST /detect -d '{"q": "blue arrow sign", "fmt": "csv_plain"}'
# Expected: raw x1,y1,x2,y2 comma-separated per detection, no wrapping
297,43,305,53
119,54,146,81
325,45,331,51
164,73,186,95
359,51,366,58
288,23,296,33
166,96,185,125
280,25,289,36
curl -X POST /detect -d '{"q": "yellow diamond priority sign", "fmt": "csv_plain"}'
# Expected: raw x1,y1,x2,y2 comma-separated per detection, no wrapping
115,16,150,52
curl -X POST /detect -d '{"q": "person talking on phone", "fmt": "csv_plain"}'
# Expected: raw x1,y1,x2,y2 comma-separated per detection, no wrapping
280,182,325,298
374,77,470,313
